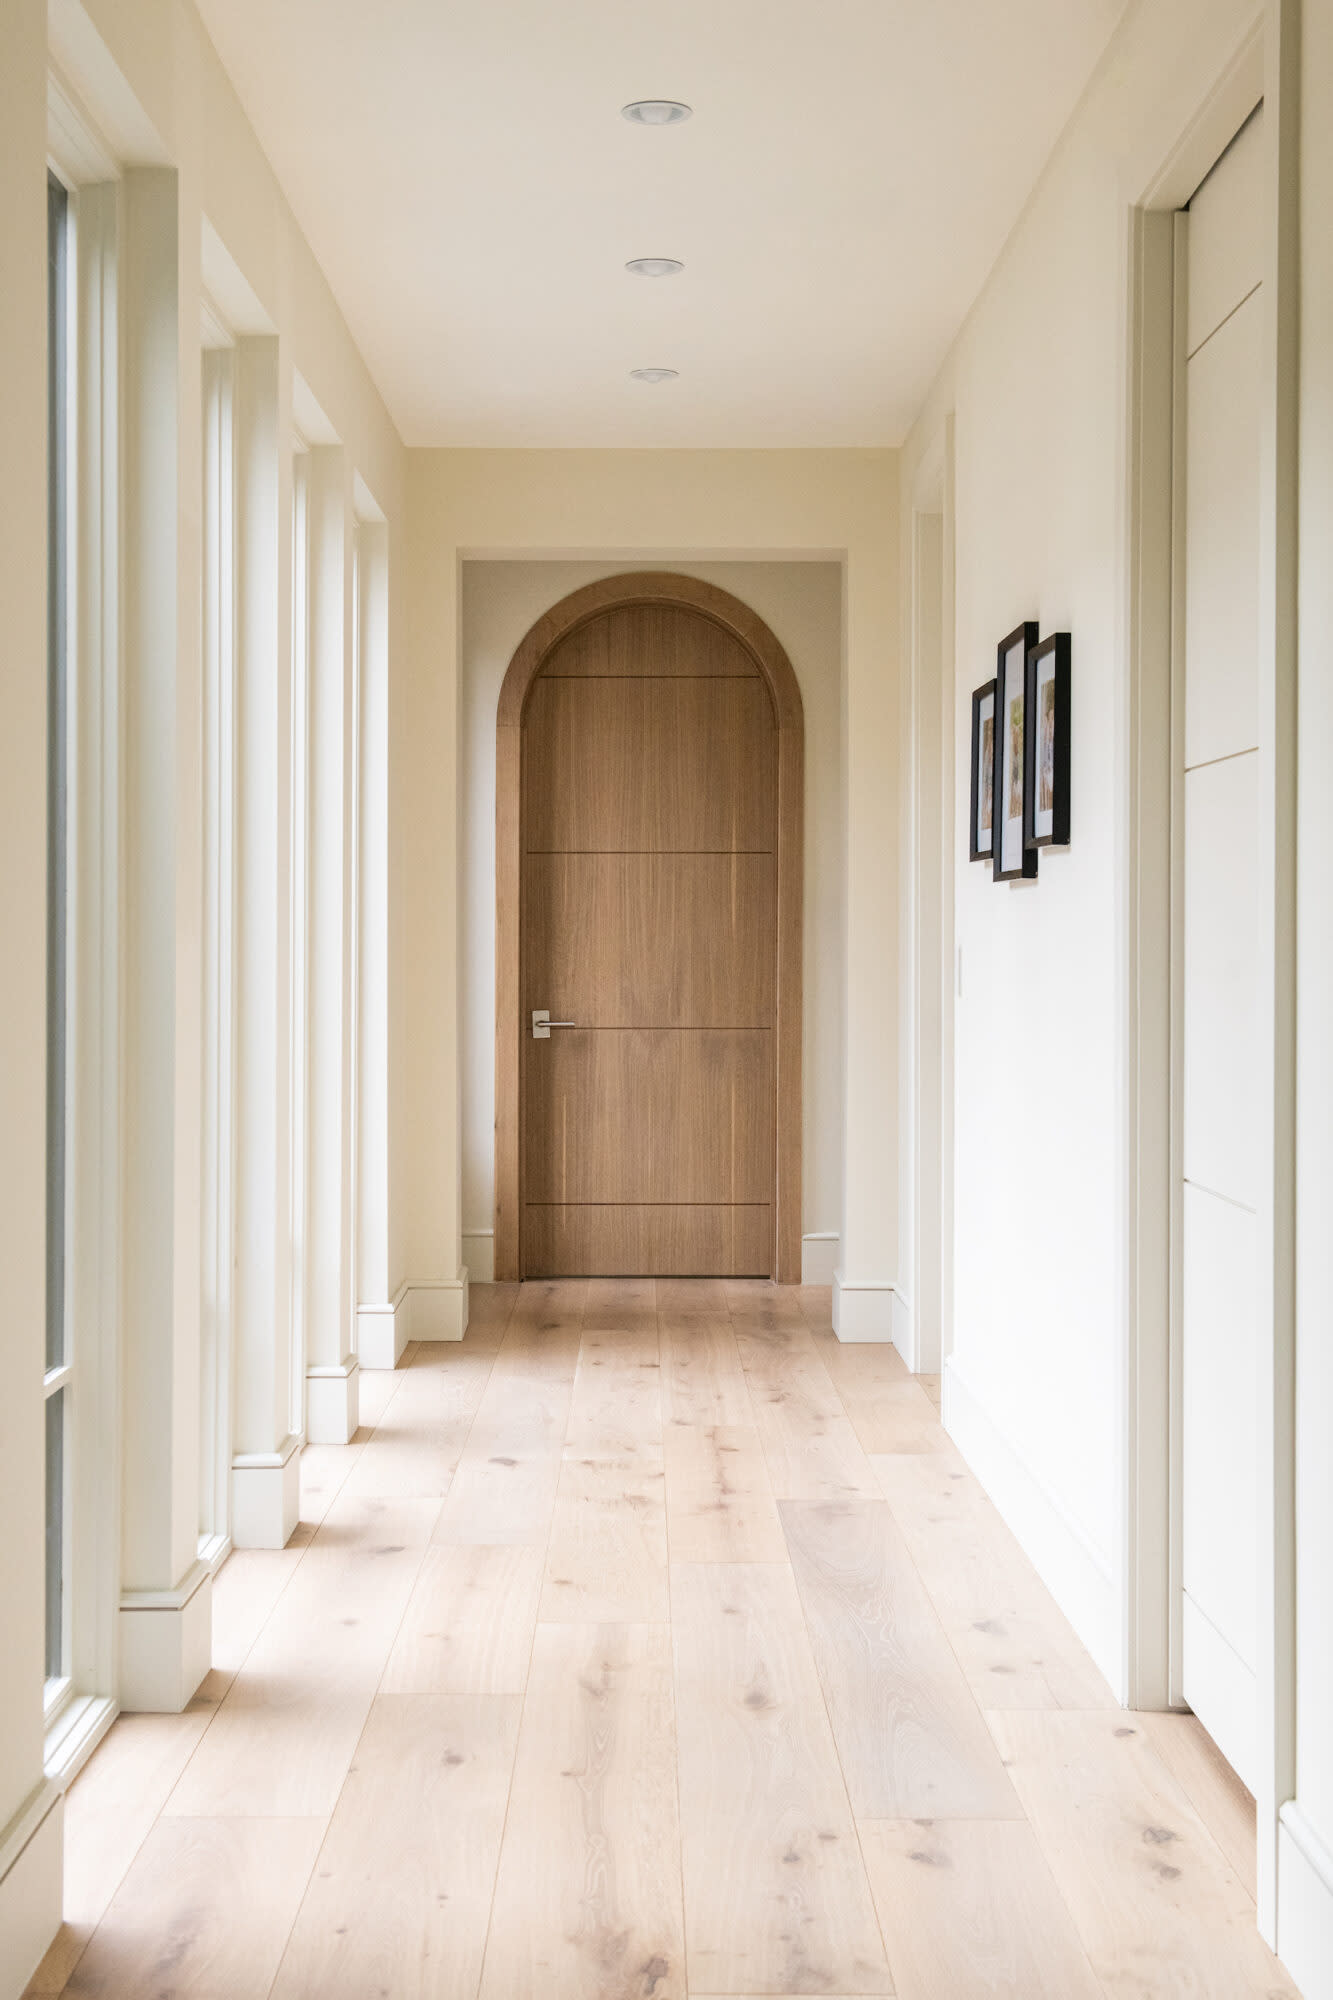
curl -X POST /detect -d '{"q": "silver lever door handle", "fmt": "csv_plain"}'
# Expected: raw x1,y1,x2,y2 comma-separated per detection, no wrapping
532,1009,577,1039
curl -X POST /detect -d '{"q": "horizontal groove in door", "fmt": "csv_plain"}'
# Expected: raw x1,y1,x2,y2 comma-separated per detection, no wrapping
525,1029,774,1204
523,677,776,854
524,851,776,1028
542,602,759,679
524,1203,773,1278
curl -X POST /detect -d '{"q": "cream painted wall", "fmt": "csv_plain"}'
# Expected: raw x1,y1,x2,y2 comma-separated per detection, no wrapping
1291,0,1333,1986
458,560,844,1272
404,450,900,1326
0,0,65,1978
899,0,1330,1979
899,0,1265,1689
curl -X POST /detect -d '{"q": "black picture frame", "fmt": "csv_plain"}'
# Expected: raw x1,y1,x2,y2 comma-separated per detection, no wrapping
969,679,997,862
1024,631,1071,850
992,620,1040,882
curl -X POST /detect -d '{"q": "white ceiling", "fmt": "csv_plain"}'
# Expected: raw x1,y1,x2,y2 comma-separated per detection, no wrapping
195,0,1126,448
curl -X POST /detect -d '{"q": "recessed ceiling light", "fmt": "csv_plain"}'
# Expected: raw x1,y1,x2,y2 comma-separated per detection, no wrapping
630,367,679,384
625,257,684,278
622,100,692,126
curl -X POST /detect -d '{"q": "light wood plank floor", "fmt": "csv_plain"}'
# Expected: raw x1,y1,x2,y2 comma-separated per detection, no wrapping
28,1282,1298,2000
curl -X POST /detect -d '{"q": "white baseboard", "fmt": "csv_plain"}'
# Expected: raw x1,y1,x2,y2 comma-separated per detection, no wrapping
357,1297,408,1371
800,1232,839,1286
832,1270,907,1349
462,1230,495,1284
404,1270,470,1343
0,1780,62,2000
943,1358,1120,1693
306,1358,360,1445
230,1433,301,1551
119,1560,213,1712
1278,1804,1333,1999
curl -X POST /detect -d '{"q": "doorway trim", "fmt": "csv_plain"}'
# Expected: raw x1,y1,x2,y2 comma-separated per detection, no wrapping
493,570,804,1284
1124,9,1296,1946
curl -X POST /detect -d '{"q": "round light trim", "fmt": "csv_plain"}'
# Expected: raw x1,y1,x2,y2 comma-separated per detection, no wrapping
625,257,684,278
630,367,679,384
622,100,692,126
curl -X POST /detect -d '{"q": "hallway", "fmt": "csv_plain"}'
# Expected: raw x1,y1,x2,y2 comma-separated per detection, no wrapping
29,1282,1291,1999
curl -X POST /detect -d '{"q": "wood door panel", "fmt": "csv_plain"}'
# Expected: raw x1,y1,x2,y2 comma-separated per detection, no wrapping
523,677,775,853
524,1204,772,1278
544,602,759,679
524,852,776,1026
525,1030,774,1203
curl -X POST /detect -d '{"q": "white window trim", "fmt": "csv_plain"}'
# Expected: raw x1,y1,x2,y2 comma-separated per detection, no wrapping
44,90,123,1784
199,329,238,1557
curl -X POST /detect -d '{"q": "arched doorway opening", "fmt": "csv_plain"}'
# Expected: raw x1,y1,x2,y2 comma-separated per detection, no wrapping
494,572,804,1282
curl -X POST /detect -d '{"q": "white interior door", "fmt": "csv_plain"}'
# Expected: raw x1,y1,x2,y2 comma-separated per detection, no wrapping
1179,105,1263,1792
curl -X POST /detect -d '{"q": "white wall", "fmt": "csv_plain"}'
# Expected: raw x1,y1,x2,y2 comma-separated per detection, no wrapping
1289,0,1333,1986
0,0,66,1980
900,0,1331,1981
899,0,1271,1686
403,449,900,1332
458,559,844,1281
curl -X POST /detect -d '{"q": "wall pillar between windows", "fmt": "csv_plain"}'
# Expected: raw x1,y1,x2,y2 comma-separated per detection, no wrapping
0,0,64,1973
304,448,359,1437
355,524,398,1367
117,167,211,1709
833,543,905,1346
229,337,301,1546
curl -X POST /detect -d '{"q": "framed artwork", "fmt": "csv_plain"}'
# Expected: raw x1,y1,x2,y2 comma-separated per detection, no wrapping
969,680,997,862
993,619,1039,882
1025,631,1071,850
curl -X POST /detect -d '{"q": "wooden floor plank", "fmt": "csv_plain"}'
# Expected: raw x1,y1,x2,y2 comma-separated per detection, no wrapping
61,1817,325,1999
872,1452,1114,1710
660,1314,755,1429
210,1548,306,1679
478,1622,686,2000
163,1542,426,1818
663,1423,787,1563
381,1544,545,1694
988,1709,1299,1996
1140,1711,1258,1901
780,1498,1021,1820
270,1695,519,2000
859,1818,1104,1999
340,1346,495,1499
564,1322,662,1455
539,1450,669,1623
22,1690,228,1996
671,1561,893,1996
735,1324,881,1500
433,1330,580,1546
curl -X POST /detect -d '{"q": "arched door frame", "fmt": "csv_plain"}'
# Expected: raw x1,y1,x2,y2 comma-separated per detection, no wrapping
494,571,804,1283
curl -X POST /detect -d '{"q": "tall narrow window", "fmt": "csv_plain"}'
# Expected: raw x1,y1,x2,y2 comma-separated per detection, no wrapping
45,171,71,1695
289,441,311,1423
199,336,236,1551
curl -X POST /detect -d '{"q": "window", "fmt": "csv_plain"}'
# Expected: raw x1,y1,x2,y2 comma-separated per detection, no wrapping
45,169,72,1699
199,335,236,1553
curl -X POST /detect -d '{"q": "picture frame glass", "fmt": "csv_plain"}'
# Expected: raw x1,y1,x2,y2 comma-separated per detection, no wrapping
975,687,995,856
1033,648,1058,842
999,636,1026,875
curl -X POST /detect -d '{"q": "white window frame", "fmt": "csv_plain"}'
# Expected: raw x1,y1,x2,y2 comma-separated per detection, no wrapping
289,437,312,1429
43,72,123,1784
199,316,238,1562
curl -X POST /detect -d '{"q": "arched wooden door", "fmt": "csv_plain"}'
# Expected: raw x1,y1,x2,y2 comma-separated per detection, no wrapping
494,574,803,1282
